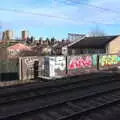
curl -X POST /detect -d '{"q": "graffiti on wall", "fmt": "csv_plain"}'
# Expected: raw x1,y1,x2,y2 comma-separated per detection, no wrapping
99,55,120,66
54,56,66,70
92,54,98,66
19,56,45,80
49,56,66,77
24,57,39,68
68,56,92,70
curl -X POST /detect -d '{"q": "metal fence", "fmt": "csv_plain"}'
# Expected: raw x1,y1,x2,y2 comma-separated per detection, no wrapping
0,59,19,81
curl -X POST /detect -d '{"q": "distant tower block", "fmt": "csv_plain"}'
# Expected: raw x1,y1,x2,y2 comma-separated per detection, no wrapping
22,30,29,40
4,30,14,40
2,32,5,40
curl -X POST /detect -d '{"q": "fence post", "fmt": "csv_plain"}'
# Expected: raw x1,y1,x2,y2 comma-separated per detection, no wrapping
34,61,39,79
66,56,68,75
97,55,99,71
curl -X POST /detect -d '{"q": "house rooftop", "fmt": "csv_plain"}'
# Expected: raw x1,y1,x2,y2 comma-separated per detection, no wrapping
8,43,31,51
68,35,118,48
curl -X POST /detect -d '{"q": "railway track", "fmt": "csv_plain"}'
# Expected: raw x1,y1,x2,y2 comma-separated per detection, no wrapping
0,72,120,120
0,72,116,96
0,73,118,105
22,88,120,120
0,72,114,90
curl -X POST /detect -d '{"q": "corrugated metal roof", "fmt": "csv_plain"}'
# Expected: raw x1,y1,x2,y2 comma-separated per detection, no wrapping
68,35,118,48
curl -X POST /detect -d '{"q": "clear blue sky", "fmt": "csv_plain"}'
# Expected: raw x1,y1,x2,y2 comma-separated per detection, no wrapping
0,0,120,40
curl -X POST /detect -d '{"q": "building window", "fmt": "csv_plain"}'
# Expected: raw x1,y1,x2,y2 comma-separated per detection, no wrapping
72,49,75,55
97,49,106,54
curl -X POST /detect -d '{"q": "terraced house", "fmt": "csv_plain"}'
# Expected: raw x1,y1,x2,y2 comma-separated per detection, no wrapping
63,35,120,55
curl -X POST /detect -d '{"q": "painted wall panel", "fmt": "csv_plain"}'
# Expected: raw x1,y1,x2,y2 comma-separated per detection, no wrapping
49,56,66,77
67,55,97,76
19,56,44,80
99,54,120,70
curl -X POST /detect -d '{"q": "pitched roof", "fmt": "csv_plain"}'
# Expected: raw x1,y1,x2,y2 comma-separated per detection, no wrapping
8,43,31,51
68,35,118,48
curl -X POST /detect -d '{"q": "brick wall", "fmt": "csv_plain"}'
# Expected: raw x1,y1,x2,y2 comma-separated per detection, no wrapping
108,36,120,54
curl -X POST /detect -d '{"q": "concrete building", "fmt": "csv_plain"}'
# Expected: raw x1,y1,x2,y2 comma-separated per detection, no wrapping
66,35,120,55
2,32,5,40
6,30,14,40
21,30,29,40
2,30,14,41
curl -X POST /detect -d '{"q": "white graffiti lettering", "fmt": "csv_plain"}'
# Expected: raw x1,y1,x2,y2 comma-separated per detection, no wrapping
49,56,66,77
24,57,39,67
55,57,66,70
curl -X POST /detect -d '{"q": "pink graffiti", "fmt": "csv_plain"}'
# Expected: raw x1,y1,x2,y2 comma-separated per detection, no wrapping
69,56,92,70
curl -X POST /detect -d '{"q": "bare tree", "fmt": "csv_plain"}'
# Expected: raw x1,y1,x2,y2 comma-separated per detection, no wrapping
39,37,43,45
51,37,56,45
89,26,106,37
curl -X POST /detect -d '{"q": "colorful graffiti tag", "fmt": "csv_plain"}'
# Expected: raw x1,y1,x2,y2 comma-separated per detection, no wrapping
68,56,92,70
92,54,98,66
99,55,120,66
18,54,120,80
